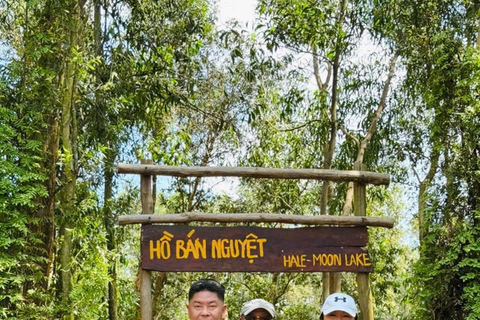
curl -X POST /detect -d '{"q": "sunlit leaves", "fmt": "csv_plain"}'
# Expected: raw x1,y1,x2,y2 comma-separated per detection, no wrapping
0,101,49,317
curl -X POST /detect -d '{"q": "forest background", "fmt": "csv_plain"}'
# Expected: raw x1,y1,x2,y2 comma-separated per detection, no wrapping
1,0,479,319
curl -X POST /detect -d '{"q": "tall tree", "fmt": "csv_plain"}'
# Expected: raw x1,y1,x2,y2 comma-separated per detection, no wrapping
400,0,480,317
256,1,406,319
0,0,86,316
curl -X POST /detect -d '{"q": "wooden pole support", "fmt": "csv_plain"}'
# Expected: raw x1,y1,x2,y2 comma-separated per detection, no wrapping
117,163,390,186
357,273,374,320
118,212,394,228
354,162,374,320
140,160,153,320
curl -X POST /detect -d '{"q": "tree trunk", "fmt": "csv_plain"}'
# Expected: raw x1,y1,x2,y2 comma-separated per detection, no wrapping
335,52,397,300
187,132,216,211
476,18,480,48
321,0,347,297
58,58,76,311
93,0,119,318
42,113,60,291
152,273,167,319
418,150,439,243
342,54,398,216
25,0,61,295
104,146,119,320
58,0,84,314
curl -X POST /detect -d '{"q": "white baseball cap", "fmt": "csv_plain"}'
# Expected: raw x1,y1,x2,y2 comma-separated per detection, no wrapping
321,293,357,317
241,299,276,318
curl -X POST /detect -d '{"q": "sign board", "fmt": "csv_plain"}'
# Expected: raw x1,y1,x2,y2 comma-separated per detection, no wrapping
141,225,372,272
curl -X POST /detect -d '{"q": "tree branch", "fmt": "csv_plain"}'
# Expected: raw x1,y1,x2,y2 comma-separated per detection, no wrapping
357,53,398,163
312,45,326,91
340,125,360,147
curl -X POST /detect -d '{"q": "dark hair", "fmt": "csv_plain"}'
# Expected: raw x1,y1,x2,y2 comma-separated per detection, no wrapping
189,279,225,302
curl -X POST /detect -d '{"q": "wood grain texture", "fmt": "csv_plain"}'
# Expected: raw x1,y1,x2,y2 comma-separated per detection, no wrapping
141,225,373,272
119,213,394,228
117,163,390,185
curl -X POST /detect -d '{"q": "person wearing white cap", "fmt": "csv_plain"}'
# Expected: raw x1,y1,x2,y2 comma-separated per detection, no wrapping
320,293,357,320
240,299,276,320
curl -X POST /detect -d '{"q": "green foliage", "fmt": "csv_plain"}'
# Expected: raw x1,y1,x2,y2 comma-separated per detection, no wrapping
1,0,479,318
258,0,338,50
403,2,480,317
0,105,50,317
0,2,64,317
412,212,480,319
367,187,414,319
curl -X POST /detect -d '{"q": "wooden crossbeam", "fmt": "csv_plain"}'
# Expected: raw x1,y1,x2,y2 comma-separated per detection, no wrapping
118,213,394,228
117,163,390,185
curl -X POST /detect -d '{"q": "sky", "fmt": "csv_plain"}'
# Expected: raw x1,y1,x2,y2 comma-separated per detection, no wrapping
216,0,257,25
169,0,259,199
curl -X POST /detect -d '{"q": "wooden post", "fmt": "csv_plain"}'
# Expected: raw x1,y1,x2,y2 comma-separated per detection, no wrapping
140,159,153,320
354,162,374,320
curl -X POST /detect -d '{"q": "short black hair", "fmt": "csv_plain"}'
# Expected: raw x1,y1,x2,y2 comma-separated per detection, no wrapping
188,279,225,302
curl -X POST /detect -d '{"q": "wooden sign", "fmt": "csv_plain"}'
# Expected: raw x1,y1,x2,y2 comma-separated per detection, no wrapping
141,225,372,272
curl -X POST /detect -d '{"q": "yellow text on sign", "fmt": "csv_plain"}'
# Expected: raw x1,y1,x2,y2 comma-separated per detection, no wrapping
149,230,267,263
282,253,371,268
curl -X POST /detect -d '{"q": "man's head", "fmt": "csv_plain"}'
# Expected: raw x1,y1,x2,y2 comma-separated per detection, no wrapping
187,279,227,320
240,299,276,320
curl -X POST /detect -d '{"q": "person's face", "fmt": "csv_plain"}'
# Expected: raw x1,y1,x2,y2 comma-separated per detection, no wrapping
187,291,227,320
324,311,354,320
244,309,274,320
